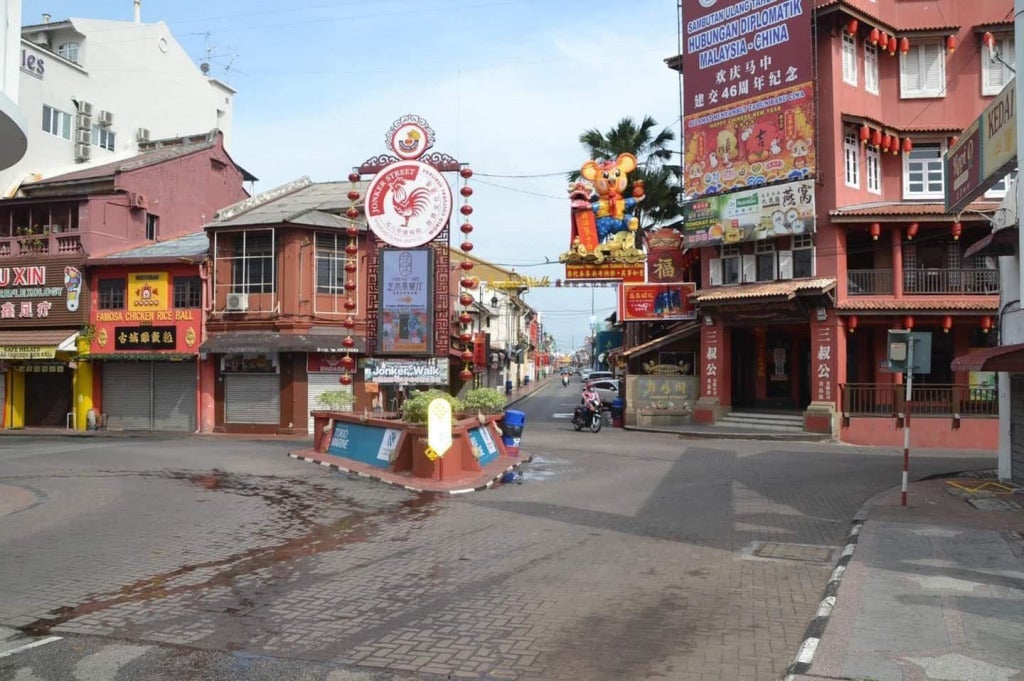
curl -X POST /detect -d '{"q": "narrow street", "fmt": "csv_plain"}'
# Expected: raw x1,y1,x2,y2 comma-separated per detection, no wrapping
0,381,995,680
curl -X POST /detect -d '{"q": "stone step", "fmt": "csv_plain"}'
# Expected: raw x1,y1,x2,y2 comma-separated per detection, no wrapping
722,411,804,423
718,413,806,432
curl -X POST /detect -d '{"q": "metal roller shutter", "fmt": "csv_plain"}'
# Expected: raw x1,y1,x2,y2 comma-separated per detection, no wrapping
153,361,197,432
224,374,280,424
1011,376,1024,485
307,372,351,434
103,363,154,430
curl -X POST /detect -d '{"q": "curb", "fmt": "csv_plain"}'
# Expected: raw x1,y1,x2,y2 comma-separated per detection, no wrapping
782,518,864,680
287,452,534,495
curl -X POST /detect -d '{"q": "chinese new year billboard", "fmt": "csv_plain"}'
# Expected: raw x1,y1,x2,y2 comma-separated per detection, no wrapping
619,283,697,322
682,179,815,247
682,0,815,197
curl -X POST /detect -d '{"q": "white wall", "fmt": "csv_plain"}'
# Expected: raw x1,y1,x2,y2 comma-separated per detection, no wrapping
1,0,21,101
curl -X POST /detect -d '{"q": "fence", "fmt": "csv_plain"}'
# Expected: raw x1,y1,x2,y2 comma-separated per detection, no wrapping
840,383,997,417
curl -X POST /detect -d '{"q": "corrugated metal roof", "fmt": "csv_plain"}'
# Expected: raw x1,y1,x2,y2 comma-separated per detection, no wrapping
830,200,1001,218
623,321,700,359
836,298,998,311
208,179,369,230
102,232,209,260
0,328,78,347
694,278,836,303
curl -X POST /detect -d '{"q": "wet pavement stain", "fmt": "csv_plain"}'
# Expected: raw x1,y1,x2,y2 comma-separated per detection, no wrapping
19,474,440,637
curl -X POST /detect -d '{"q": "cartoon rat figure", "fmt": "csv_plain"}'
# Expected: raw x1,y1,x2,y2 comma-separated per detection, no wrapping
580,152,645,241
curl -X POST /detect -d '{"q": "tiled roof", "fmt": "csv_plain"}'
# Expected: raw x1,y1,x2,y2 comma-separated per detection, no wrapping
98,232,209,261
830,200,1001,219
837,298,998,311
694,278,836,303
622,322,700,359
952,343,1024,372
208,178,369,230
0,328,78,347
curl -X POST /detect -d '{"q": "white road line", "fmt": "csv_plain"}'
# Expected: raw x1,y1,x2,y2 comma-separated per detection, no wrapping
552,413,574,419
0,636,62,659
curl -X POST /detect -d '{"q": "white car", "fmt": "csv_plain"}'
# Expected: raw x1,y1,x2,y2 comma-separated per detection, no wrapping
589,378,620,406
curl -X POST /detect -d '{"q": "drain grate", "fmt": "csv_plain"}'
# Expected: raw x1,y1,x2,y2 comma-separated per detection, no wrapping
752,542,834,563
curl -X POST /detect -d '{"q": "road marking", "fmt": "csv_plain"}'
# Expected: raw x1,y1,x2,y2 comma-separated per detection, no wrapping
0,636,62,659
552,413,574,419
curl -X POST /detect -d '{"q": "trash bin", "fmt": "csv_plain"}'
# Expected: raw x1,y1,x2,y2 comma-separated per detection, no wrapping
611,397,624,428
501,409,526,456
505,379,513,396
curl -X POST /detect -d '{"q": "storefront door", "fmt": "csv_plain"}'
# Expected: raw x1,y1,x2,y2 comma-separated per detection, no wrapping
25,368,72,427
731,328,755,408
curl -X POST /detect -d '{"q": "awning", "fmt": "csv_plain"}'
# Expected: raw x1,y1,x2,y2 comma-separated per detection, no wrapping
952,343,1024,372
693,277,836,304
0,329,79,359
965,227,1018,259
200,329,366,354
623,322,700,359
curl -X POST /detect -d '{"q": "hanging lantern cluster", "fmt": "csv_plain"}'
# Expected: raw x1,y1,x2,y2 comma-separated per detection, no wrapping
338,171,362,387
862,26,901,56
860,124,912,156
457,165,477,383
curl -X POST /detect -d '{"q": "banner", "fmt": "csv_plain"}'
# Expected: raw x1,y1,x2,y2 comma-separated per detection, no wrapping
682,0,815,196
646,228,686,284
682,179,815,247
619,283,697,322
364,358,447,385
945,79,1016,214
379,248,433,355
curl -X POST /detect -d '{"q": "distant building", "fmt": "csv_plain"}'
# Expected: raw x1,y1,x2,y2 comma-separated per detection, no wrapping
0,0,28,170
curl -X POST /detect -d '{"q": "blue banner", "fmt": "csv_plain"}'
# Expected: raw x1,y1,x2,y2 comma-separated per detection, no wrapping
467,425,500,465
327,422,403,469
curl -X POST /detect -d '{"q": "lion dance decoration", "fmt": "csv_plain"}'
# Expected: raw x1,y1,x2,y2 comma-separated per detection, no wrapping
559,152,646,265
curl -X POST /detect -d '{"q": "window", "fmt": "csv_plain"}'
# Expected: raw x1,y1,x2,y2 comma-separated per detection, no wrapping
985,170,1017,199
721,244,741,284
844,132,860,188
904,142,945,198
230,232,275,293
793,235,815,278
91,125,115,151
864,42,879,94
41,105,72,140
900,41,945,98
145,214,158,240
174,276,202,308
57,41,79,63
315,233,347,294
755,240,776,281
866,146,881,194
98,279,125,309
982,36,1014,96
842,32,858,85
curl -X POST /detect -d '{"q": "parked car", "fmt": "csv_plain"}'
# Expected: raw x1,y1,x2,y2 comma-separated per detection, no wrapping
587,371,614,382
589,378,620,406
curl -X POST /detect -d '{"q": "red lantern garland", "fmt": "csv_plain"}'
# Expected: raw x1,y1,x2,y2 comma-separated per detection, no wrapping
340,171,362,388
458,165,476,383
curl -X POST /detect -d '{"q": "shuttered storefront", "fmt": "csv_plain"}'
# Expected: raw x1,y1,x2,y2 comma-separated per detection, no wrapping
307,371,351,434
1011,376,1024,485
102,361,197,431
224,374,280,424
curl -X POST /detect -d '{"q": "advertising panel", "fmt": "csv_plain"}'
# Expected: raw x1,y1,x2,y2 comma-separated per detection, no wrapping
682,0,815,196
681,179,814,247
564,262,646,282
378,248,433,355
945,79,1016,214
363,357,447,385
127,272,169,312
0,256,87,328
365,161,453,248
327,421,403,468
619,283,697,322
90,269,201,355
646,228,685,284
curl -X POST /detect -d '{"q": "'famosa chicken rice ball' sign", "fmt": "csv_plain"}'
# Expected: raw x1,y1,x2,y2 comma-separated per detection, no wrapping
365,160,453,248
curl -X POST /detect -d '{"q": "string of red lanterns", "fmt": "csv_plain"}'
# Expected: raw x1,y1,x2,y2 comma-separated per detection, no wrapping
457,166,476,382
339,172,362,387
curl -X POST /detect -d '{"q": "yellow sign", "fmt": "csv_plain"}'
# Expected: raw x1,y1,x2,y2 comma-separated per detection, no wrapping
0,346,57,359
128,272,169,312
426,398,453,457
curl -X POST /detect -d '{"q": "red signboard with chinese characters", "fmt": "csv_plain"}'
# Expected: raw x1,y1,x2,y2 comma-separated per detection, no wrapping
701,325,721,400
472,332,488,369
646,228,685,283
564,262,645,282
618,283,697,322
89,268,200,355
308,353,349,373
682,0,815,196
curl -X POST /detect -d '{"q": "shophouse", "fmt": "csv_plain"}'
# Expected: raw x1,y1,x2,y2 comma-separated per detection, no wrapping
4,7,235,197
668,0,1011,446
0,130,251,429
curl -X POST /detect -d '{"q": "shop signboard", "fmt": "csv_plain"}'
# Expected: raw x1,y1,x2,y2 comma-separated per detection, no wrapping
307,353,349,373
90,268,201,355
682,179,815,247
378,248,433,355
113,326,176,350
363,357,447,385
0,346,57,359
945,78,1016,214
0,256,87,328
619,283,697,322
327,421,403,468
564,262,645,282
646,228,686,283
682,0,815,196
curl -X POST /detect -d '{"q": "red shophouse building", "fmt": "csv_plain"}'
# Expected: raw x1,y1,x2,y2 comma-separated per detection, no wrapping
669,0,1011,447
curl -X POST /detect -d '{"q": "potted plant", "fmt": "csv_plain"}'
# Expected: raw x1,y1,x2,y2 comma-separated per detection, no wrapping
399,388,463,425
316,389,356,411
460,387,506,417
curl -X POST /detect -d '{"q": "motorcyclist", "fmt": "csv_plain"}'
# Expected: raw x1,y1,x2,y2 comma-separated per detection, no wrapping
581,382,600,413
561,372,569,387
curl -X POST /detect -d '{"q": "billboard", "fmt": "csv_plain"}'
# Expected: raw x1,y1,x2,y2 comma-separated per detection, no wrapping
619,283,697,322
945,79,1016,214
681,179,815,247
378,248,433,355
682,0,815,197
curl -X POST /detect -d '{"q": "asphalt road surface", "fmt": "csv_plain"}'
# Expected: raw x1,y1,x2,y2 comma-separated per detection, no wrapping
0,382,995,680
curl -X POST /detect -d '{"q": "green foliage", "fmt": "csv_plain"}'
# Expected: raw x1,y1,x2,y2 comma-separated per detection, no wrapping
461,387,506,414
400,389,463,425
316,389,355,410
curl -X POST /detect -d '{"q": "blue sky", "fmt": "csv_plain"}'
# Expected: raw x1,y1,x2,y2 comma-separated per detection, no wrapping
24,0,683,354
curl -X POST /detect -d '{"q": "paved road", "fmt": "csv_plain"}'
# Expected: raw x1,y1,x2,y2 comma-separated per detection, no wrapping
0,383,996,680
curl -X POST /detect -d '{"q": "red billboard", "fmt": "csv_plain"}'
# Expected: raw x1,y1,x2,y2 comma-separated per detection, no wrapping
682,0,815,197
618,283,697,322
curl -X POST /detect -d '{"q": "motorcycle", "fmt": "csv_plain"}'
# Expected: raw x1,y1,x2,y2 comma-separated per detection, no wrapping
561,374,569,387
572,397,603,433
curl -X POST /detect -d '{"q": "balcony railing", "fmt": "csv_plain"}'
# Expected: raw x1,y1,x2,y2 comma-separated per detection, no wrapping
840,383,997,417
903,268,999,295
0,234,82,258
848,269,894,295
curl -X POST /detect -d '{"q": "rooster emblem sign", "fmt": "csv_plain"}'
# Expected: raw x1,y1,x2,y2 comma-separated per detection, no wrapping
365,160,454,248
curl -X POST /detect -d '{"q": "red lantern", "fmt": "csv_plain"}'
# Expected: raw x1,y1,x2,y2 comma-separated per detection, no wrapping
847,19,859,34
848,315,859,333
946,34,957,54
870,222,881,240
890,135,900,155
869,27,879,45
860,123,871,145
459,368,474,381
951,222,962,240
899,36,910,54
888,34,897,56
903,315,915,330
982,316,992,333
902,137,913,154
871,128,882,148
907,222,919,240
983,32,996,49
942,316,953,334
882,132,892,150
879,32,888,50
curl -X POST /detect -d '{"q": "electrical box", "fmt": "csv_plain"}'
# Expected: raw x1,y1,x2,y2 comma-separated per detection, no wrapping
886,330,932,374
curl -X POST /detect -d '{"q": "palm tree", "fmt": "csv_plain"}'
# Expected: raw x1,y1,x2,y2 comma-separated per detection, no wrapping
573,116,682,230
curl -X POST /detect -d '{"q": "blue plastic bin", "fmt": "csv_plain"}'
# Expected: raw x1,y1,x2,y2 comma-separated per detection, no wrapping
501,409,526,456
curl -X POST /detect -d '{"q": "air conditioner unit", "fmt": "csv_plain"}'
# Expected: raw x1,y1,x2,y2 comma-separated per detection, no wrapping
74,143,91,161
75,129,91,144
77,101,93,117
136,127,150,143
75,114,91,130
98,110,114,127
128,192,148,210
225,292,249,312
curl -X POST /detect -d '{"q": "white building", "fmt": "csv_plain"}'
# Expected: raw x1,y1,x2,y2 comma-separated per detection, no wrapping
0,0,28,170
1,2,234,196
